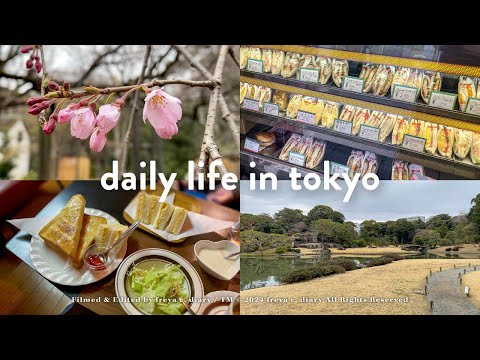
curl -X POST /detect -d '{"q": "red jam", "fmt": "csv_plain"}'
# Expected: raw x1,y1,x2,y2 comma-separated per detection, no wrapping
86,254,106,270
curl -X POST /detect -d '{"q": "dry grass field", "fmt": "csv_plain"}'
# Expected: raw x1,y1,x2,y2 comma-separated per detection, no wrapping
463,271,480,309
329,246,417,255
241,259,480,315
429,244,480,257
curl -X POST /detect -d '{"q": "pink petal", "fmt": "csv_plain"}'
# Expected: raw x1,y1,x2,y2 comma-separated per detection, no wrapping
89,127,107,152
97,104,121,132
154,121,178,139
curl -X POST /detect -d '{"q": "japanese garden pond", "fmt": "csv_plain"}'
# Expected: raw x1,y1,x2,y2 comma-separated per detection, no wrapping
240,253,451,291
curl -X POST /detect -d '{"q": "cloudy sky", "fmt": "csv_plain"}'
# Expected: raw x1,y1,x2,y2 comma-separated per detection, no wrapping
241,181,480,223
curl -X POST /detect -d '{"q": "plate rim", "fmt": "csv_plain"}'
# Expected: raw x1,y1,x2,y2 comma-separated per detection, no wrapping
114,248,205,315
29,207,126,286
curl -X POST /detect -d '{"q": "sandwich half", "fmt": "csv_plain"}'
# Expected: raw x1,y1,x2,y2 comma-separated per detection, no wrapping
153,202,175,230
72,215,107,268
95,223,128,253
165,207,188,235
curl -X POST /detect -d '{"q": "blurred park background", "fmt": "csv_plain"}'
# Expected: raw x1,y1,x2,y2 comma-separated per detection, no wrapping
0,45,239,179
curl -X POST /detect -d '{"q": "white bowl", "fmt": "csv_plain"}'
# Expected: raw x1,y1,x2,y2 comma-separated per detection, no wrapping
194,240,240,281
115,248,204,315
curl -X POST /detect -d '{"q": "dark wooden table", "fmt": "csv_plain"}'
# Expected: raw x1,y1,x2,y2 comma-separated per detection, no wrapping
6,181,240,315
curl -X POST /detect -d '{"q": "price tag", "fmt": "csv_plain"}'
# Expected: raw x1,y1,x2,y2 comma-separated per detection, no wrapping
342,76,364,93
299,68,319,83
330,162,350,179
465,97,480,115
428,91,457,110
288,151,306,167
297,110,316,125
402,135,426,152
247,58,263,73
392,84,418,103
333,118,353,135
263,102,279,116
242,98,260,112
358,124,380,141
244,138,260,153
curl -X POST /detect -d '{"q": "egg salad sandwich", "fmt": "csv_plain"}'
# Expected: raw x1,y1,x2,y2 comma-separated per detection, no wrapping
72,215,107,268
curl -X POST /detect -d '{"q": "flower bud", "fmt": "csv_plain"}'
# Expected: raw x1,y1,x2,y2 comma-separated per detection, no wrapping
28,101,52,115
26,96,46,106
79,99,88,107
48,81,61,91
63,81,71,91
21,45,34,53
35,60,42,73
89,103,96,111
26,58,33,69
43,114,58,134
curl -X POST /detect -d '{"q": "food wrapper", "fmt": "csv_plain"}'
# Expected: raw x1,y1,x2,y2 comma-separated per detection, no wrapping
408,164,424,180
458,76,476,112
421,71,442,103
360,152,378,179
391,160,409,180
359,63,378,93
471,132,480,164
453,128,473,159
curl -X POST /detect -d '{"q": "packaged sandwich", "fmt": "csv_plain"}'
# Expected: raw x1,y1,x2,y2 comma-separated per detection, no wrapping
245,83,256,99
360,152,378,178
437,125,454,158
424,122,438,154
379,113,397,143
262,49,273,73
296,55,318,80
407,119,425,138
352,108,371,135
421,71,442,103
453,128,473,159
458,76,476,112
281,52,302,78
249,47,262,61
406,68,424,91
332,59,349,87
391,160,409,180
296,135,314,156
279,133,303,161
271,50,285,75
305,140,326,169
339,105,357,121
392,116,410,145
471,132,480,164
408,164,424,180
359,63,378,93
258,87,272,109
365,110,385,128
319,57,333,84
272,90,288,111
321,101,339,128
240,47,250,69
240,82,247,104
392,67,411,87
286,94,303,118
372,65,395,96
346,150,364,178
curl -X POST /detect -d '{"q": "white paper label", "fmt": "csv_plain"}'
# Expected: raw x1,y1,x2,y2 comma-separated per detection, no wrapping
263,102,279,116
392,85,418,103
428,91,457,110
465,97,480,116
342,77,364,93
358,125,380,141
299,68,319,83
247,59,263,73
333,118,353,135
297,110,316,125
330,162,350,179
242,98,260,112
244,138,260,153
402,135,426,152
288,151,305,166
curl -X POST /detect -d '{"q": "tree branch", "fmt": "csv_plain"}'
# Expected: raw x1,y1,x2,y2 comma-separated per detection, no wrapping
38,45,48,126
120,45,151,175
174,45,240,148
145,46,172,79
72,45,123,87
198,45,229,176
228,46,240,68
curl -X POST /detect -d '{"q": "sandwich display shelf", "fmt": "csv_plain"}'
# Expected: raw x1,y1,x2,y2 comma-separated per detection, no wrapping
240,45,480,180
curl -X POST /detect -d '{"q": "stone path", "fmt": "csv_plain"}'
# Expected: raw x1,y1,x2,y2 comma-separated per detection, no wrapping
427,267,480,315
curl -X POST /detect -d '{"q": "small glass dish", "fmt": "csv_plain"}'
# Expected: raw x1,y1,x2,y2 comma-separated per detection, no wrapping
83,245,115,272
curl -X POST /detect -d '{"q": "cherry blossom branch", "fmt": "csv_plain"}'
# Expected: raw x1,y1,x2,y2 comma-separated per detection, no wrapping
198,45,229,176
120,45,151,175
174,45,240,148
228,46,240,68
38,45,48,126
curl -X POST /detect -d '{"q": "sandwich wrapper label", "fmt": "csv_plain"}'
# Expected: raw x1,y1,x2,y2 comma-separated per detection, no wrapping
124,192,234,243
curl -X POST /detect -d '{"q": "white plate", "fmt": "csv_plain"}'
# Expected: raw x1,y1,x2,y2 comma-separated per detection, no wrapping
198,291,239,315
30,208,127,286
115,248,204,315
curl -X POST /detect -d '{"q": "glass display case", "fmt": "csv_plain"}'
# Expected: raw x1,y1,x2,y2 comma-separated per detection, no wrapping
240,45,480,180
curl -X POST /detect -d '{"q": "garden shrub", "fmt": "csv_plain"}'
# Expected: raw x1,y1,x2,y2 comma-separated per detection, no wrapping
290,248,301,253
281,265,345,284
366,257,393,267
275,246,289,254
445,248,452,252
320,259,357,271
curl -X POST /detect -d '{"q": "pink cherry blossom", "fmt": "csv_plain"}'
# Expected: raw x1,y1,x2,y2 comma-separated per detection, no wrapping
89,127,107,152
96,104,121,132
71,107,96,140
143,89,182,139
58,103,80,123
